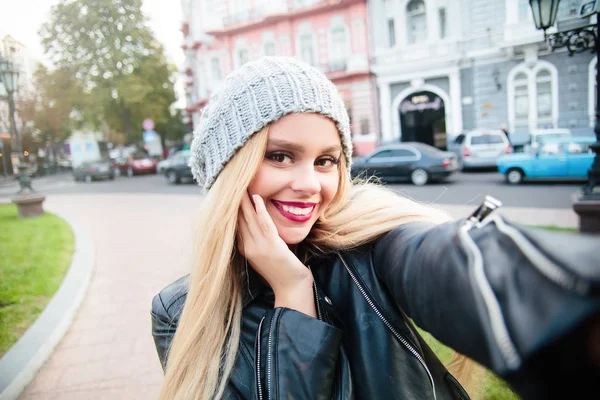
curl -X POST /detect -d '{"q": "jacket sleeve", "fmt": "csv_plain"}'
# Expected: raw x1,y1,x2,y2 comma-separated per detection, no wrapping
373,215,600,397
255,307,343,400
151,292,178,372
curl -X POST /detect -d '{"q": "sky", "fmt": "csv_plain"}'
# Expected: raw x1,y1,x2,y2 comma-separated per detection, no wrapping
1,0,186,105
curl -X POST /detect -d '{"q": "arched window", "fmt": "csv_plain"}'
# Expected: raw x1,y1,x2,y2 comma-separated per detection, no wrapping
536,69,553,126
514,72,529,128
507,61,558,131
406,0,427,45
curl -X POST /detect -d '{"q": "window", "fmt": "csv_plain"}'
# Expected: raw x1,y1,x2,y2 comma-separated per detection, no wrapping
211,57,221,81
470,134,505,145
370,150,393,159
360,118,370,135
388,18,396,47
330,26,346,64
540,143,564,156
454,134,465,144
406,0,427,45
238,48,249,66
390,149,418,158
264,42,276,56
514,72,529,128
536,69,553,125
438,8,447,39
300,34,315,65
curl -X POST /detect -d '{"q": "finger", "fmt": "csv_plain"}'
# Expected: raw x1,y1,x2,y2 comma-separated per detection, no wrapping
252,194,278,237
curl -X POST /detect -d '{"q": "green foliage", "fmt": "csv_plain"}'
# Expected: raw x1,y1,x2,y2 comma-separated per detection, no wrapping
0,204,74,357
39,0,180,142
416,326,520,400
17,64,87,142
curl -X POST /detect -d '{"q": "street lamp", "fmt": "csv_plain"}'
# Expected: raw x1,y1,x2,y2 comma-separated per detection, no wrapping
0,57,34,194
529,0,600,233
0,56,44,218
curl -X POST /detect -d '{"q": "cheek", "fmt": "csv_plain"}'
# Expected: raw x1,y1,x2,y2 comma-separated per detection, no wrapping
319,173,339,206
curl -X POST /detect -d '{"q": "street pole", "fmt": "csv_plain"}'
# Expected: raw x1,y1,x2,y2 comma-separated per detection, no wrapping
7,88,33,194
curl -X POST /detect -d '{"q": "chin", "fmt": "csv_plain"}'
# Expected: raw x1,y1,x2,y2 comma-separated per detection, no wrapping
278,227,312,245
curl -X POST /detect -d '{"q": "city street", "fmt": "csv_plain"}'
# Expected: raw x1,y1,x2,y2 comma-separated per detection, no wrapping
0,169,585,209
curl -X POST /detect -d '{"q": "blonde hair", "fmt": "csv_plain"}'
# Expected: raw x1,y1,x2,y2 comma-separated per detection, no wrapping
159,125,482,399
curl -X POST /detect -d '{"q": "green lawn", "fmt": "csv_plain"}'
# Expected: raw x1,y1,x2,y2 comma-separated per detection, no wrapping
417,327,520,400
0,204,74,357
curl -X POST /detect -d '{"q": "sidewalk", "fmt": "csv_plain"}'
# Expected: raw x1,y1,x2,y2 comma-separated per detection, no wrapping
6,194,578,399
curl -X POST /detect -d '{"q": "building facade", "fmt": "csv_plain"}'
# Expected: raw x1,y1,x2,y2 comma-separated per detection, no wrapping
370,0,596,149
180,0,379,154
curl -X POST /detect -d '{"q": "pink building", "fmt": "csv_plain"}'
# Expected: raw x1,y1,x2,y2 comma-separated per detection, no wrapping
181,0,378,155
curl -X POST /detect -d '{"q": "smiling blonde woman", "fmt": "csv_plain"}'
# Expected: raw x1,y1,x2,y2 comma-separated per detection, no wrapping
151,57,600,400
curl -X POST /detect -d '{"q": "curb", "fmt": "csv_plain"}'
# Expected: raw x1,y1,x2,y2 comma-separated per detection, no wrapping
0,204,95,400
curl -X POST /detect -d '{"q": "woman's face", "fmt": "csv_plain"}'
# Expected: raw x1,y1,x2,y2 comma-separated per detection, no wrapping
247,113,342,245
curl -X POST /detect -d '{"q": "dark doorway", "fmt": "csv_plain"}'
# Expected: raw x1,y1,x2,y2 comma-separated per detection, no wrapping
399,91,447,150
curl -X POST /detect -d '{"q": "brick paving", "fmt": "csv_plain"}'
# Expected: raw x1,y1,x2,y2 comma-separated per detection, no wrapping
15,193,579,399
19,194,199,400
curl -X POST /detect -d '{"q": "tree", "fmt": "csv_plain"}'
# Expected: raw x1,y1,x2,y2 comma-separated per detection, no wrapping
40,0,179,142
17,65,87,143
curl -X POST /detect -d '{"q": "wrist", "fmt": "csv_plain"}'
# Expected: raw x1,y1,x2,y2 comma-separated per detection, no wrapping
274,276,316,318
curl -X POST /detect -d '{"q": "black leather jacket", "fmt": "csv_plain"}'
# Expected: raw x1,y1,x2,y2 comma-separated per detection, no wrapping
152,215,600,399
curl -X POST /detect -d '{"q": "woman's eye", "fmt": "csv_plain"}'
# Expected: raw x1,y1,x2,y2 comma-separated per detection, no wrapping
316,157,339,168
266,152,292,163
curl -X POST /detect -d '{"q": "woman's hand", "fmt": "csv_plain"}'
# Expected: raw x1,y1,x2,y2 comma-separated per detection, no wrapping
238,193,316,317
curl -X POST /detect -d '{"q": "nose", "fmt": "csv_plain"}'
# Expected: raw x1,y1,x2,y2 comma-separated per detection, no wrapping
290,163,321,195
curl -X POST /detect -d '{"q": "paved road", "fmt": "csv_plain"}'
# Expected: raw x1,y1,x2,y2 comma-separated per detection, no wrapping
0,170,585,209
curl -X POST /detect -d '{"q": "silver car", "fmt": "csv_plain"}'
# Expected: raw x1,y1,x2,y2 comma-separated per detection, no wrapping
448,130,512,170
73,160,115,182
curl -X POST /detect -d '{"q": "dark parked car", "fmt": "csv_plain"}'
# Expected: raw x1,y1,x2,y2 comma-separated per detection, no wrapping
73,159,115,182
164,150,194,184
351,142,459,186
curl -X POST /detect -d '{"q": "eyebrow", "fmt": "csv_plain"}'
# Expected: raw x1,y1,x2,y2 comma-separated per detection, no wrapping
267,139,342,154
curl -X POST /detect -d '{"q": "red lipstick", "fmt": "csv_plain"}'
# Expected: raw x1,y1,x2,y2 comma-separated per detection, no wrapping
272,200,317,223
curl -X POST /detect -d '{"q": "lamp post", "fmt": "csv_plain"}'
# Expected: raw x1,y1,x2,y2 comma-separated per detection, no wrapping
529,0,600,233
0,56,45,217
0,57,34,194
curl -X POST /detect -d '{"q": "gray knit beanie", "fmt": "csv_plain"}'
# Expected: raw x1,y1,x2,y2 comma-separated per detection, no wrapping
189,56,352,192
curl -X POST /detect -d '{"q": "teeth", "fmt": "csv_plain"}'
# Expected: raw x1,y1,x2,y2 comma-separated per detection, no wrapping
281,204,313,216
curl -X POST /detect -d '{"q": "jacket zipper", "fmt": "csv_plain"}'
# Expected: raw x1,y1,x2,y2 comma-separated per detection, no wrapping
267,313,276,400
338,253,437,400
458,222,521,370
477,215,591,295
309,266,323,321
256,317,265,400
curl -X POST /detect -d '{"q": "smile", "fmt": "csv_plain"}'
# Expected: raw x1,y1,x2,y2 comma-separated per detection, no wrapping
272,200,317,222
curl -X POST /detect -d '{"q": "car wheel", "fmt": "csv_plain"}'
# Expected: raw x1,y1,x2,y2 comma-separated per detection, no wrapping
506,168,524,185
166,170,180,184
85,175,92,183
127,167,134,177
410,168,429,186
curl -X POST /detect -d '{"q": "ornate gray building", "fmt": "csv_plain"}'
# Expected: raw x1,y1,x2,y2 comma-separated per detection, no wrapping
369,0,596,149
